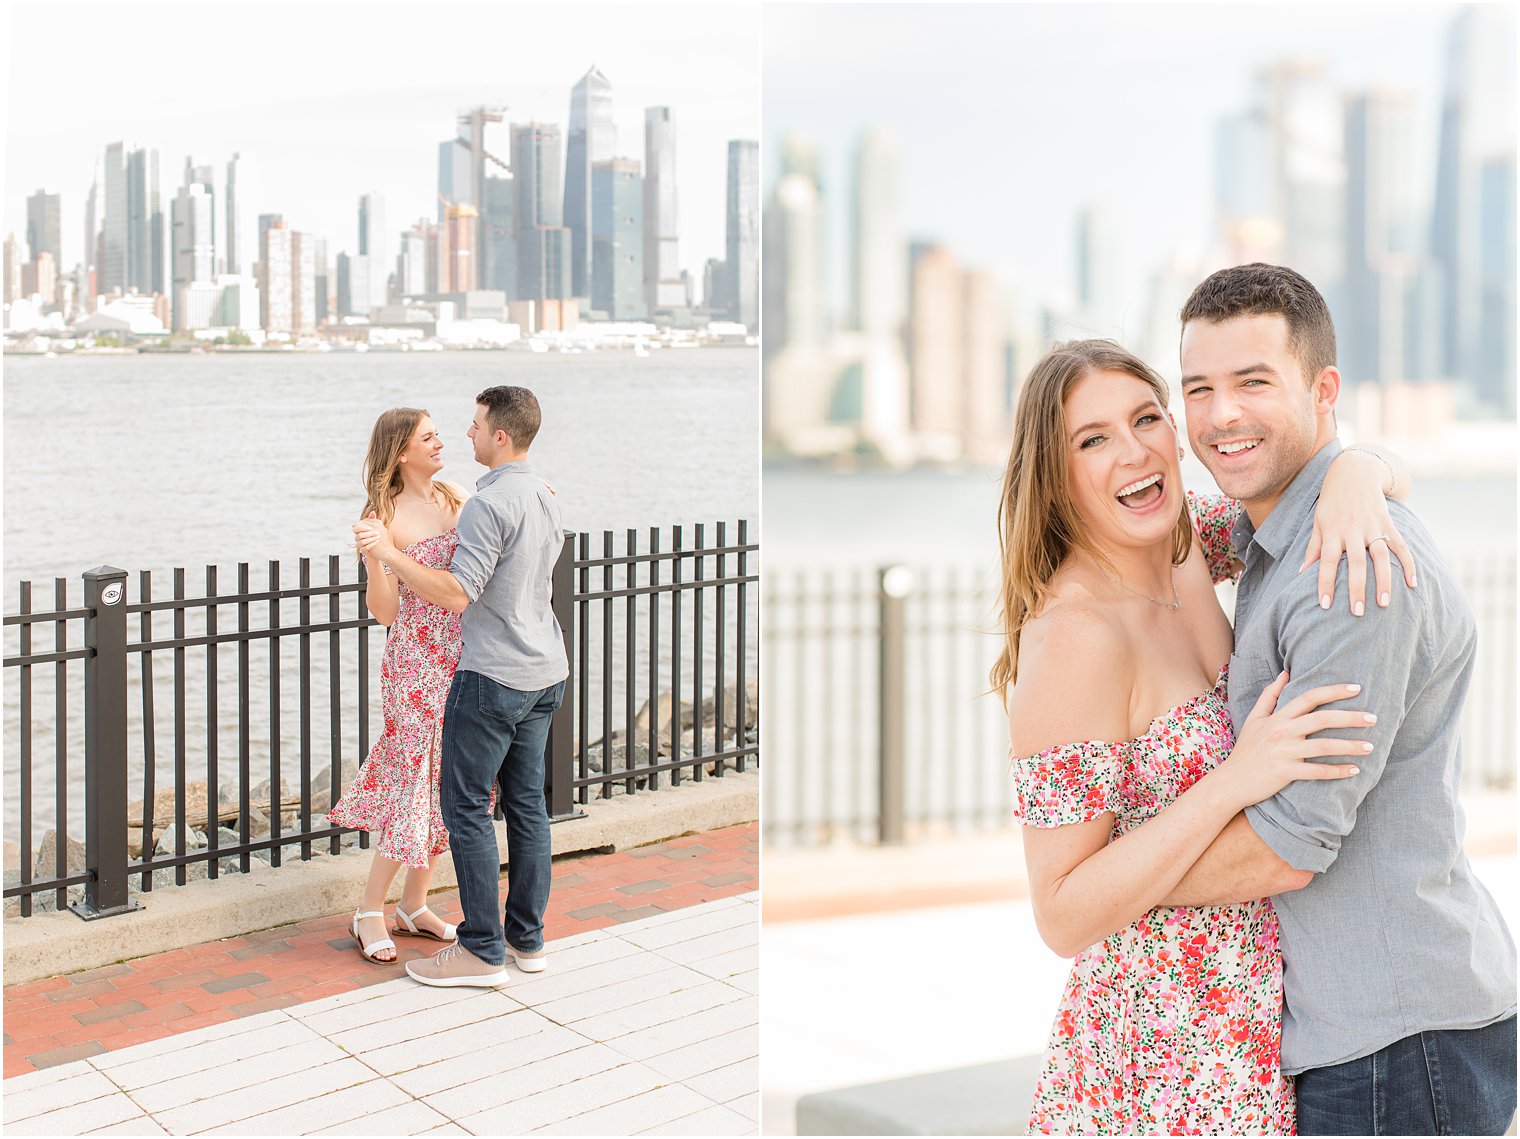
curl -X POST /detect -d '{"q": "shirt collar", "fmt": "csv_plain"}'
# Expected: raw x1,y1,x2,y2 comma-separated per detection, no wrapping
476,460,533,489
1231,438,1343,562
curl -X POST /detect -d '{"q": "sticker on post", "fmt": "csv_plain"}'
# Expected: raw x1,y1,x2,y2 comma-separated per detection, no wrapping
101,582,125,606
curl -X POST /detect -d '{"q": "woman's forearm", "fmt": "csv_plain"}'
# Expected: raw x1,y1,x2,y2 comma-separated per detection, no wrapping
362,555,399,625
1033,772,1244,957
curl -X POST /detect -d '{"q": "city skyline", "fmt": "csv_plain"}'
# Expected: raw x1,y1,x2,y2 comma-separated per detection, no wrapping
764,3,1482,329
5,3,760,286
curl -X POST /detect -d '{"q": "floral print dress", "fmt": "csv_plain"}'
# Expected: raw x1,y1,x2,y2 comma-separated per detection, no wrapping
1010,492,1296,1135
329,529,462,869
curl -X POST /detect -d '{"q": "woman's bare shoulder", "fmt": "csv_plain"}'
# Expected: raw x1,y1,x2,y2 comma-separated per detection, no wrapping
1009,593,1135,753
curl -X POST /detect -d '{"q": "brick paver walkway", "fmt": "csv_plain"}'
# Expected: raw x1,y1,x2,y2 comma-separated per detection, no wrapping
3,824,758,1080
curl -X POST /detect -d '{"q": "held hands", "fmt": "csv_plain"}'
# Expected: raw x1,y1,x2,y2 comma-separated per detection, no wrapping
1217,671,1370,809
353,513,397,562
1304,453,1418,615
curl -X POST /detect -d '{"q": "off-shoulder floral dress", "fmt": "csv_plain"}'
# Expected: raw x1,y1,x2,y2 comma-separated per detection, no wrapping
329,530,462,868
1010,492,1296,1136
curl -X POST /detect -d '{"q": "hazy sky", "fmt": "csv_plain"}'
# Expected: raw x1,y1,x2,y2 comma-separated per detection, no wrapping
764,2,1480,324
3,2,760,280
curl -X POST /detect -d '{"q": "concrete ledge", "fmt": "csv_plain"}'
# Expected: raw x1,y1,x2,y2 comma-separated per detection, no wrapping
3,769,757,986
795,1056,1039,1136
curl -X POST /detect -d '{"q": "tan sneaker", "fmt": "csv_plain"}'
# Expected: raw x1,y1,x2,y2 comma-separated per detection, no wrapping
405,941,510,988
508,943,547,973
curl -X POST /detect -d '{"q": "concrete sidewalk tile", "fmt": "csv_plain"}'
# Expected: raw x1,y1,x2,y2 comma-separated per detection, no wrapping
529,1084,714,1135
356,1005,544,1075
311,1101,454,1135
685,1057,758,1104
102,1016,318,1090
645,924,754,965
293,979,483,1037
532,966,713,1026
514,934,637,979
89,1009,293,1071
569,980,744,1042
507,946,668,1005
686,945,758,981
616,903,753,950
284,976,415,1018
724,1091,759,1122
212,1076,412,1135
603,895,739,931
153,1057,375,1134
450,1058,665,1135
728,969,759,996
0,1093,145,1136
638,1103,756,1136
133,1036,346,1114
388,1020,583,1097
1,1059,96,1096
83,1115,169,1135
414,1125,468,1136
541,927,615,953
2,1067,120,1124
604,997,757,1063
642,1025,757,1083
423,1041,633,1122
327,991,521,1055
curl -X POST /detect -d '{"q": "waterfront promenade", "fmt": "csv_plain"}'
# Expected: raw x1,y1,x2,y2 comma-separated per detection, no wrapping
3,824,758,1136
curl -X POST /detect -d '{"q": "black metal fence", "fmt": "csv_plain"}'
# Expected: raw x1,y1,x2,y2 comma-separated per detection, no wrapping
763,564,1014,848
3,521,757,919
764,552,1516,848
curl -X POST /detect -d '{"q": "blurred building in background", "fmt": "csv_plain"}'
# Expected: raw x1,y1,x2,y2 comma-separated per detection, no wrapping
763,3,1516,469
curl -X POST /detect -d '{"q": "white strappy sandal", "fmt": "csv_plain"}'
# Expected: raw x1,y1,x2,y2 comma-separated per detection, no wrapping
352,909,397,964
393,904,457,943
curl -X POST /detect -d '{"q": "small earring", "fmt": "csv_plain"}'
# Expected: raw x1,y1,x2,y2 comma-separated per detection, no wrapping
1177,446,1186,460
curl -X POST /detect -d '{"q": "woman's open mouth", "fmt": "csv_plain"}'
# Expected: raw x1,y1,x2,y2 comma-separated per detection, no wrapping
1116,473,1165,510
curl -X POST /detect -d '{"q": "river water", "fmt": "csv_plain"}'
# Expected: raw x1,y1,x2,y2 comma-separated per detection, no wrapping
3,349,760,842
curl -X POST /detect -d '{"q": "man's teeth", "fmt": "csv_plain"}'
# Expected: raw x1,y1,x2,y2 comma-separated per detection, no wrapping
1216,440,1260,455
1117,473,1162,498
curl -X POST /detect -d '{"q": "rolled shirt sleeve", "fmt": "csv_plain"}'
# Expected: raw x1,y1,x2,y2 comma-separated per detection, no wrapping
449,496,510,603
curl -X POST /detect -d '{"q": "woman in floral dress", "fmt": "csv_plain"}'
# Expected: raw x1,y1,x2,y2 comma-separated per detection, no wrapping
993,340,1417,1135
328,408,468,964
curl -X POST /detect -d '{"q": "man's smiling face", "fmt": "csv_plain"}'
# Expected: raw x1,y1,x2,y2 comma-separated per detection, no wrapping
1180,312,1333,521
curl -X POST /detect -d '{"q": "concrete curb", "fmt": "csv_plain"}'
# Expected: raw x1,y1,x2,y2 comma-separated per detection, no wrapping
3,769,758,986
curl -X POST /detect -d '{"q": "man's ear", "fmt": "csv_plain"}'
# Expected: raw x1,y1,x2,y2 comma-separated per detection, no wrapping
1313,365,1342,415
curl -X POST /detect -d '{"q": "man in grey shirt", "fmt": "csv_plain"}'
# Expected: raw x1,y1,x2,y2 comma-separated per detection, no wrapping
1168,264,1515,1135
356,386,569,988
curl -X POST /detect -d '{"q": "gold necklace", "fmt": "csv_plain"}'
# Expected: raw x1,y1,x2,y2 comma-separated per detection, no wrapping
1104,567,1181,610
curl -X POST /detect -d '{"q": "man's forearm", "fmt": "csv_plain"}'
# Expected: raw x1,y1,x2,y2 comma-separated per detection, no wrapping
384,550,470,613
1161,812,1313,907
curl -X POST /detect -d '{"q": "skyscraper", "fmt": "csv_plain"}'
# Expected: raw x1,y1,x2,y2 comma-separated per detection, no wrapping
396,223,428,298
514,123,570,301
259,222,316,335
762,137,824,362
83,169,99,307
26,191,61,268
1432,4,1517,391
643,107,683,314
592,158,643,319
1477,154,1516,415
125,148,155,293
358,192,387,304
3,234,19,306
225,153,241,275
446,205,478,294
481,176,516,295
1343,91,1416,384
171,173,216,331
851,126,904,340
101,142,128,295
566,66,615,302
726,140,759,329
438,137,474,221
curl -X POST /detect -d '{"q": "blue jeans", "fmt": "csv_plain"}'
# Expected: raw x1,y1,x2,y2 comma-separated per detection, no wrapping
1295,1015,1516,1135
440,670,565,965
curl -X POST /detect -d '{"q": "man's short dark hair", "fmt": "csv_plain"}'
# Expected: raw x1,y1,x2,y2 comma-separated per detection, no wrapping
1180,263,1337,384
476,386,541,450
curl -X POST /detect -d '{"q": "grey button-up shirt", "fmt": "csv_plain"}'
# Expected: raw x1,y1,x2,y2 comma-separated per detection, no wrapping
449,461,569,692
1231,438,1515,1075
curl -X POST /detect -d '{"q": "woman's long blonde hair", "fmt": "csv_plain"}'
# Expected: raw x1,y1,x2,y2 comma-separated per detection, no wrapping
990,340,1192,698
359,407,465,534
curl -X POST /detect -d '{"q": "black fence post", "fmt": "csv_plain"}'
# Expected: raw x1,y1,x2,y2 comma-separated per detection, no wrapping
73,566,138,919
545,530,580,820
878,565,911,846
